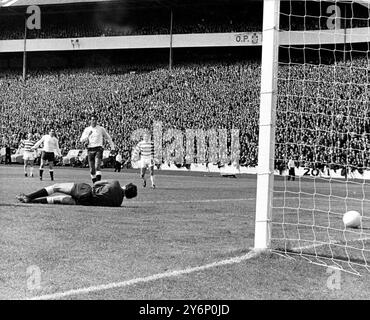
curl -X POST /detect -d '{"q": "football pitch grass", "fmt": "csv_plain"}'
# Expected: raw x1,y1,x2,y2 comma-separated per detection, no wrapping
0,165,370,300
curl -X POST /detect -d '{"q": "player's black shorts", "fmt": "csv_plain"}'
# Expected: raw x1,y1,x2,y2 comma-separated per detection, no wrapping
41,151,55,162
87,146,103,162
71,183,93,205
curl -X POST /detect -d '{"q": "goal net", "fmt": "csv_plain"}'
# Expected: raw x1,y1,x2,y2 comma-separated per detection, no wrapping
256,0,370,275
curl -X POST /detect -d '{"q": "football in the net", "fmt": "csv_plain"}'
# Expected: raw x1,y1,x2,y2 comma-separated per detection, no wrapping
343,210,361,228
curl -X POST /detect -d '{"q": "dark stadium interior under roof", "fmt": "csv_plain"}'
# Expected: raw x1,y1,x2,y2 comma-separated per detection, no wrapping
1,0,251,8
3,0,369,6
2,0,368,16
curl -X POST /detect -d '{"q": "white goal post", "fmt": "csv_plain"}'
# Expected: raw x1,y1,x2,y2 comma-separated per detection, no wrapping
254,0,280,250
254,0,370,274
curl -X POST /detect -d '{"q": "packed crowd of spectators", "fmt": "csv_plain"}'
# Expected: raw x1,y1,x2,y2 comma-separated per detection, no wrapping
0,19,261,40
1,57,369,172
276,57,370,173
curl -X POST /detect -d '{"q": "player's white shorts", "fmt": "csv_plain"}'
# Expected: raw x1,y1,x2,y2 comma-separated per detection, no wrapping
139,157,154,169
23,151,35,161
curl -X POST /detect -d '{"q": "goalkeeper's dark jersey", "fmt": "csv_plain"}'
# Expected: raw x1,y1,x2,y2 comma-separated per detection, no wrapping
91,180,124,207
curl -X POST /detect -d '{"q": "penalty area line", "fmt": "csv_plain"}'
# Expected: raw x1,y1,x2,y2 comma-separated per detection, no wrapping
136,198,254,204
8,196,305,207
5,198,254,207
29,251,258,300
132,196,310,205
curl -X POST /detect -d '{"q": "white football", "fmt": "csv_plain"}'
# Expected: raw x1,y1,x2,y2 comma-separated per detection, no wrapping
343,210,361,228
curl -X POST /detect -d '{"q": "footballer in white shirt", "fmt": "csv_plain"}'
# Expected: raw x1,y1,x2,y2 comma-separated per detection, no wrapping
32,129,62,181
80,114,115,183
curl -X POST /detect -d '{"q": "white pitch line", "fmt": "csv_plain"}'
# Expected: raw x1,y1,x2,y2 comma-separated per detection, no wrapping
131,196,305,205
7,197,255,207
136,198,254,204
8,195,363,207
29,251,258,300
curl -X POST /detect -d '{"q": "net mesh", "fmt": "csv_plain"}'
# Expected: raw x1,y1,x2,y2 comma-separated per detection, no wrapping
271,0,370,275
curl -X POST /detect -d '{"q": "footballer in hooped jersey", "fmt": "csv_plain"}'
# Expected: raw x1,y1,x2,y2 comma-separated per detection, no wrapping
132,133,156,189
18,132,36,177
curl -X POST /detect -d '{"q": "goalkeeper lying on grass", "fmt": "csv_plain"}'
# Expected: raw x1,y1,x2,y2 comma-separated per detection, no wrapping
16,180,137,207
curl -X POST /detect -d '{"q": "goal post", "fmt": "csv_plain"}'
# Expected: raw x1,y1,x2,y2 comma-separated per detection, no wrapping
254,0,281,250
254,0,370,274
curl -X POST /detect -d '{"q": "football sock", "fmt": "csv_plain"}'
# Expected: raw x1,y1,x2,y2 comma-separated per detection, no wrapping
46,196,67,205
30,167,34,176
47,197,55,204
39,169,44,179
27,188,48,200
96,171,102,181
50,170,54,180
31,197,48,204
150,176,155,186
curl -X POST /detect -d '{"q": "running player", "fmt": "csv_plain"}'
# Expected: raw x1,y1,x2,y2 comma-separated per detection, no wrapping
80,115,115,183
132,133,156,188
16,180,137,207
19,132,36,177
31,129,62,181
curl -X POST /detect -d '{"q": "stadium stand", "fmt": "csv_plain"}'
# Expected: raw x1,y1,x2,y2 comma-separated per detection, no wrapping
1,57,369,171
0,1,368,172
